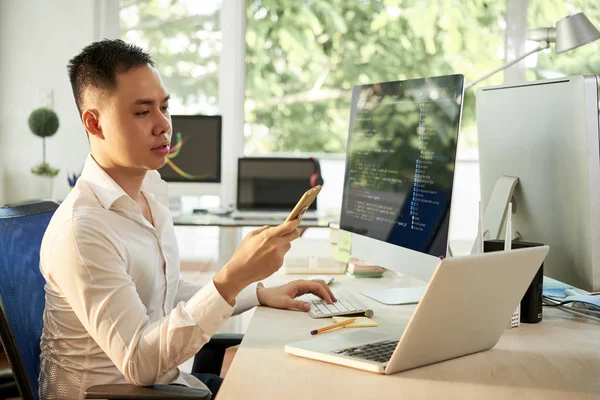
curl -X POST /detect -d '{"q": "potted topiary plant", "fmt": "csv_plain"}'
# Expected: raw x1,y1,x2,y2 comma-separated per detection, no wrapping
28,107,60,199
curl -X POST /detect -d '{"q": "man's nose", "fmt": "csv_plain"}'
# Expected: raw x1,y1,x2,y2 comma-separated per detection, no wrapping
152,112,171,137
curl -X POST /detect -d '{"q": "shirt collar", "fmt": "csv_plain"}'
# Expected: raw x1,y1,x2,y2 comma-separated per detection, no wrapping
79,154,169,210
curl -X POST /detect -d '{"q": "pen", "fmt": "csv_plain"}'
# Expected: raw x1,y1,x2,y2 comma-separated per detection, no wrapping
311,318,356,335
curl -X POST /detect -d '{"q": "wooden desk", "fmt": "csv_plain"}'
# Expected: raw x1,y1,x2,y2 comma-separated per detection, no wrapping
218,272,600,400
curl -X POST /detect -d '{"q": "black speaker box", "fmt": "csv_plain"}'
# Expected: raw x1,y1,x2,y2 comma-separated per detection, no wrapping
483,239,544,323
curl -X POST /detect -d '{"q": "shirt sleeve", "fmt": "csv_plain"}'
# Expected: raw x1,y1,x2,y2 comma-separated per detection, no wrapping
175,280,261,316
45,217,234,387
233,282,261,315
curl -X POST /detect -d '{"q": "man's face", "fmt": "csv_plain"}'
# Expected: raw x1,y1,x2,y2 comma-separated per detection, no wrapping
95,64,172,171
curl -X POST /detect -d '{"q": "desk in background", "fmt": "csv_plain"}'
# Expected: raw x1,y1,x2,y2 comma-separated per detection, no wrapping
172,213,336,270
172,213,334,228
218,271,600,400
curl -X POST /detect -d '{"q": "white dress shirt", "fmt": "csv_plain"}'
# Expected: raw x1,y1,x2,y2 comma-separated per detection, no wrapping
38,154,260,400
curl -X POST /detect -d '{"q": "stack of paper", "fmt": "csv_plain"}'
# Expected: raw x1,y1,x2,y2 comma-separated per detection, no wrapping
346,259,385,278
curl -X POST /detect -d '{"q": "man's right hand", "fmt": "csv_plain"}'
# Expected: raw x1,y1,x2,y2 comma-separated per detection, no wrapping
213,219,301,304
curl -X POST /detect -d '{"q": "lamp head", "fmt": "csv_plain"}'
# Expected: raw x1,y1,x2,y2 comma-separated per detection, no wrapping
527,12,600,54
555,12,600,53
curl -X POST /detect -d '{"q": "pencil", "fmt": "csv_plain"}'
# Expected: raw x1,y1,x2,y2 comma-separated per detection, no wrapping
311,318,356,335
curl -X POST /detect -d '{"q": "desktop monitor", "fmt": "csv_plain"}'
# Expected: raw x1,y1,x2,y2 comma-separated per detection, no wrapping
236,157,318,212
339,74,465,296
159,115,222,196
477,75,600,292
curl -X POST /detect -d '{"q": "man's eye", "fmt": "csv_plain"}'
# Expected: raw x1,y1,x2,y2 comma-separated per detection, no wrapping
135,110,150,116
161,105,169,112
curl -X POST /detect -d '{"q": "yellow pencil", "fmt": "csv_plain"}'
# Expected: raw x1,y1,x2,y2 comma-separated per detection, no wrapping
311,318,357,335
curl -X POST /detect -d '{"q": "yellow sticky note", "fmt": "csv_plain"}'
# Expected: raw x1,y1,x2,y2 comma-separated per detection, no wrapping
333,231,352,263
332,316,380,328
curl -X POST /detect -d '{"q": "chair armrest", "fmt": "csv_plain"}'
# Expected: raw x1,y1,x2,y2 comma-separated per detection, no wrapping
0,369,19,399
0,368,13,384
84,384,211,400
191,333,244,375
205,333,243,348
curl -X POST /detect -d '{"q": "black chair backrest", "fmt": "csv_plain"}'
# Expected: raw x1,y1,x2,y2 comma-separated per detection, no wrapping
0,201,59,400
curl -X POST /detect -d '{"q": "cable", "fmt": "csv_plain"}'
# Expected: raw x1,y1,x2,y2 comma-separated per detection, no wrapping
543,296,600,323
544,302,600,316
543,295,600,313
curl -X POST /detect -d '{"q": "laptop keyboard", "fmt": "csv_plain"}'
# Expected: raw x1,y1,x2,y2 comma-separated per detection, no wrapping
300,291,374,319
333,339,399,364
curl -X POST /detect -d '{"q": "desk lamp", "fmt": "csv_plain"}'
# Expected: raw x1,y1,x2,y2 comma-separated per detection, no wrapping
465,12,600,90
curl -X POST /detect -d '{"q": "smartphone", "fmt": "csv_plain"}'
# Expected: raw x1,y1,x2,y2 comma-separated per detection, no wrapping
285,185,322,223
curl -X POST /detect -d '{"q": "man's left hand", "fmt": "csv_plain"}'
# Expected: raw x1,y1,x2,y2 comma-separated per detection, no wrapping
257,280,337,311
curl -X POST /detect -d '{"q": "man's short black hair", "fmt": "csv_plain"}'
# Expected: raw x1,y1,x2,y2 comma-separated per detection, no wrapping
67,39,154,115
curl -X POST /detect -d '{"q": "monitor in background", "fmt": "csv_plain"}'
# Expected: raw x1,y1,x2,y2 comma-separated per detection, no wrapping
232,157,319,219
159,115,222,197
340,74,465,304
477,75,600,292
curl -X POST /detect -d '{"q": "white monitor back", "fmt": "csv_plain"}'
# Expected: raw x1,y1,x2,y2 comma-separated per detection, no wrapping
477,75,600,291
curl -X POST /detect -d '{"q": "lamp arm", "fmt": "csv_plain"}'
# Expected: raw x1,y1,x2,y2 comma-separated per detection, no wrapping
464,41,549,90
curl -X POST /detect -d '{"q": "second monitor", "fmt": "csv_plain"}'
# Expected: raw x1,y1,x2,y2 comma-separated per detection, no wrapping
159,115,222,197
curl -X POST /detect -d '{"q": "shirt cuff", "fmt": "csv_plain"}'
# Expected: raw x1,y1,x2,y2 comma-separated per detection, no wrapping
233,282,263,315
184,280,234,337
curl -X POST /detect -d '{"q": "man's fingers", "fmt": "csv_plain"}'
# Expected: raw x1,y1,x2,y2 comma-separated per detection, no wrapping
270,219,301,237
286,298,311,312
250,225,270,236
280,227,300,242
297,280,334,304
315,280,336,302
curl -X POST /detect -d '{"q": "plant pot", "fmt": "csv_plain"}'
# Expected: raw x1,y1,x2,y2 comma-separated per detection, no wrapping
32,174,54,200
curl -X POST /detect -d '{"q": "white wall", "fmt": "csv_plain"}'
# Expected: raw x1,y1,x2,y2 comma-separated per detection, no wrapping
0,0,95,204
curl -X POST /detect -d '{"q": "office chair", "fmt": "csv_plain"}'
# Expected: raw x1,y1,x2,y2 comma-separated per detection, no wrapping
0,200,230,400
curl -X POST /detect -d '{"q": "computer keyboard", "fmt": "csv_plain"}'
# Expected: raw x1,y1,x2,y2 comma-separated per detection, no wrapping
333,339,399,364
299,290,374,319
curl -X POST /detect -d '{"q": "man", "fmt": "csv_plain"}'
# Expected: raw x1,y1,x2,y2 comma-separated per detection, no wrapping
38,39,335,399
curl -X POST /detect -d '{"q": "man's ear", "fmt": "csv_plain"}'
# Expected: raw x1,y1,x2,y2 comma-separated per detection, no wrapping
82,109,104,139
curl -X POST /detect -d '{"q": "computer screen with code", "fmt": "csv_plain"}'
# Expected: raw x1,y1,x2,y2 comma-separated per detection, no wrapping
340,75,463,257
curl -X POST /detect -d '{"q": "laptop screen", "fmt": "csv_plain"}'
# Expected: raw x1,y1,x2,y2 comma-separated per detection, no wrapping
340,75,464,256
237,158,317,211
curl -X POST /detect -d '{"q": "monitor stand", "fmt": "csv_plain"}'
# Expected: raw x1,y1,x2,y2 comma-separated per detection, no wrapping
471,175,519,253
360,287,426,305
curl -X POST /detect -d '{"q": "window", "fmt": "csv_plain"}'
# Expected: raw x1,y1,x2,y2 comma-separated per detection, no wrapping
120,0,225,264
244,0,506,242
120,0,223,115
244,0,507,157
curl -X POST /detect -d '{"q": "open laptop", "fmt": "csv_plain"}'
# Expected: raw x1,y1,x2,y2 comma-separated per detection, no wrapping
285,246,549,374
231,157,319,220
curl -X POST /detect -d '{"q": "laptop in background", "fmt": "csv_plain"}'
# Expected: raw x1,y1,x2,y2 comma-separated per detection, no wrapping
285,246,549,374
231,157,319,220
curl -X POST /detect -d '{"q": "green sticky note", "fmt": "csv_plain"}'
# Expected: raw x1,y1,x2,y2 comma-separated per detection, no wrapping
334,231,352,263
